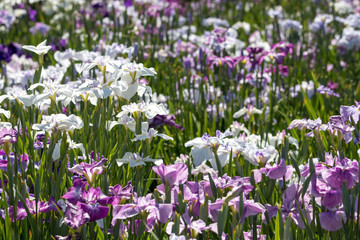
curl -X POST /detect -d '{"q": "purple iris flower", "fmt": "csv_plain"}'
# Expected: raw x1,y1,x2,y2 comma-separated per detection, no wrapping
125,0,132,7
166,211,207,238
209,174,253,194
259,50,286,65
29,22,50,35
68,158,107,185
265,158,287,180
327,80,338,90
0,127,17,145
264,64,289,77
152,163,188,187
61,202,90,229
28,8,37,21
317,85,340,97
288,118,325,137
0,10,15,28
229,197,266,223
322,157,358,189
175,181,213,217
149,114,184,131
146,203,174,230
253,159,292,183
62,185,111,222
111,193,173,226
325,117,354,143
243,225,267,240
319,210,346,232
340,101,360,123
321,189,342,210
77,187,111,221
207,199,223,221
245,46,264,71
108,182,133,205
262,204,278,224
8,197,58,221
61,179,87,204
271,42,294,55
183,56,195,74
206,55,237,70
280,184,312,229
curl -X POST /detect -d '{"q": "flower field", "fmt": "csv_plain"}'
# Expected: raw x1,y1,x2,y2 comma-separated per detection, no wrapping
1,0,360,239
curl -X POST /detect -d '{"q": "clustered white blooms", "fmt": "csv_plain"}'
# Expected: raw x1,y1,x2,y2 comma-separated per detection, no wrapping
0,39,175,169
32,114,84,132
6,41,159,112
185,121,299,170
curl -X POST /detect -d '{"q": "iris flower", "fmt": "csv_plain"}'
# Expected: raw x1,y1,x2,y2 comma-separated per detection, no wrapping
68,158,107,185
22,39,52,56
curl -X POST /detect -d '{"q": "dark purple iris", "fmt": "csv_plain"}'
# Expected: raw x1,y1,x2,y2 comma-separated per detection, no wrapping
0,43,24,63
28,8,37,21
149,114,184,131
125,0,132,7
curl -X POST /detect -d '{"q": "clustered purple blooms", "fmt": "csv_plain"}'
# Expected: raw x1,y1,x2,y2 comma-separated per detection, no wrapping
60,179,121,228
151,163,268,238
52,163,256,238
28,7,37,21
301,153,358,231
284,100,360,231
289,100,360,144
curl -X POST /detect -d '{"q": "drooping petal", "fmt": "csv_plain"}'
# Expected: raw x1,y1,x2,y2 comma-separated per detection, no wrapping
322,189,342,210
78,202,109,221
112,205,140,225
319,211,346,232
266,159,287,180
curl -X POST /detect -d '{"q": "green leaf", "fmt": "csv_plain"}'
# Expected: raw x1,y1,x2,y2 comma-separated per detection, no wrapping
301,87,317,119
208,173,217,199
302,172,313,198
275,210,282,240
283,214,293,240
342,182,351,220
217,202,229,237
